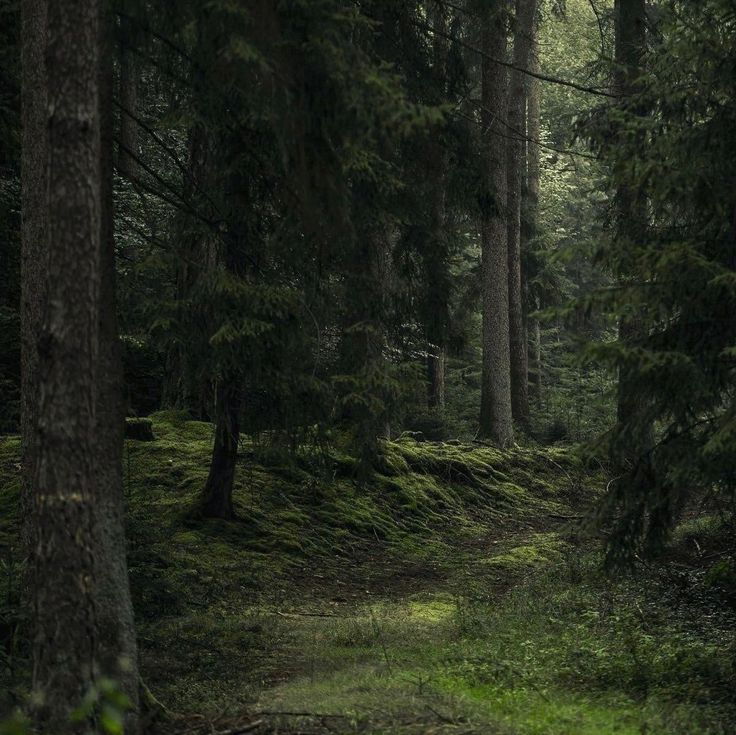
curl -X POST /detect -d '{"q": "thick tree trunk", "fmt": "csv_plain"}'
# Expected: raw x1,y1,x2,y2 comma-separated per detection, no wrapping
479,2,514,446
96,7,140,724
20,0,47,563
506,0,537,430
28,0,102,727
201,378,241,519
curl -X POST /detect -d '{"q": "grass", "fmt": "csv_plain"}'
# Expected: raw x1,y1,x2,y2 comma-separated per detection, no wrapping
1,413,735,734
239,546,735,734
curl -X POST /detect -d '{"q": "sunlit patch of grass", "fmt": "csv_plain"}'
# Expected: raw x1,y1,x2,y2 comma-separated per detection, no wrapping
256,551,736,734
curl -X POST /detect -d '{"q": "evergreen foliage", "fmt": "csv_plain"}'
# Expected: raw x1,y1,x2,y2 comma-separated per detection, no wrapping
2,0,736,729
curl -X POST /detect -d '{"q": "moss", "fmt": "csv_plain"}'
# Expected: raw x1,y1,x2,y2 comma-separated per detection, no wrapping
2,417,734,731
481,533,569,572
0,414,613,723
672,514,725,545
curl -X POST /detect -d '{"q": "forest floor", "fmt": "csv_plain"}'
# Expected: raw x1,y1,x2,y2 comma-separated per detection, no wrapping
156,519,736,735
1,414,735,734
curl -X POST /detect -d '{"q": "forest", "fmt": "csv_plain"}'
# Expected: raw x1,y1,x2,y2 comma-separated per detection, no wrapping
0,0,735,733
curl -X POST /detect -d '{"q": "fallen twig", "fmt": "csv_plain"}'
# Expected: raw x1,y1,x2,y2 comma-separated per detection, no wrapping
212,721,263,735
254,710,350,719
275,610,341,619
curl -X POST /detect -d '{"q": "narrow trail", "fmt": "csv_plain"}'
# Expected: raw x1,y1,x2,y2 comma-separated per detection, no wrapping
167,514,582,735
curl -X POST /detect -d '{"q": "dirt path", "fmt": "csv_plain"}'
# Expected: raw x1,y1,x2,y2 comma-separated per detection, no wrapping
164,517,579,735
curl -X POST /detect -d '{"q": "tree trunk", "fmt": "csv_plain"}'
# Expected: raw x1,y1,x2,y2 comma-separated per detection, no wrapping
479,2,514,446
162,17,212,413
117,10,139,179
28,0,102,727
525,37,541,212
614,0,647,427
426,0,449,411
525,32,543,405
532,303,543,407
20,0,47,565
96,6,140,724
341,209,392,458
507,0,538,429
427,346,446,410
201,378,241,519
611,0,652,494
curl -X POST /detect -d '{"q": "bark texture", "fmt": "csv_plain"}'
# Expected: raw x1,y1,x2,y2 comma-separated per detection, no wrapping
20,0,47,561
479,2,514,446
30,0,102,727
506,0,538,429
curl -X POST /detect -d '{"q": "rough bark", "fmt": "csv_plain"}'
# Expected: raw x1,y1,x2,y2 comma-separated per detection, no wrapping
97,5,140,723
479,2,514,446
201,378,241,519
29,0,102,727
507,0,538,428
20,0,47,564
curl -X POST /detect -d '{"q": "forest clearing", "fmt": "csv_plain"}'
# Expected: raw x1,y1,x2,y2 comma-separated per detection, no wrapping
1,0,736,733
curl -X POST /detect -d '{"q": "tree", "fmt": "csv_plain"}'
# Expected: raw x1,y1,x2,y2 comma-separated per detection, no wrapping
525,25,542,406
506,0,538,428
479,0,514,446
26,0,102,725
117,1,140,180
425,0,451,411
590,0,736,560
607,0,653,543
23,0,138,725
20,0,46,556
96,5,140,720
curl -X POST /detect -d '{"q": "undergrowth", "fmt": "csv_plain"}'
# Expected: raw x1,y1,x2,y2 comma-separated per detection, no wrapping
1,415,735,734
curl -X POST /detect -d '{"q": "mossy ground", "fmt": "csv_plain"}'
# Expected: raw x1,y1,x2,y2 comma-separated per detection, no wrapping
1,415,735,734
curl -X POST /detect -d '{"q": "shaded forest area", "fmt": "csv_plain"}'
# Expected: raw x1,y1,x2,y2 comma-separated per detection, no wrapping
1,0,735,733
